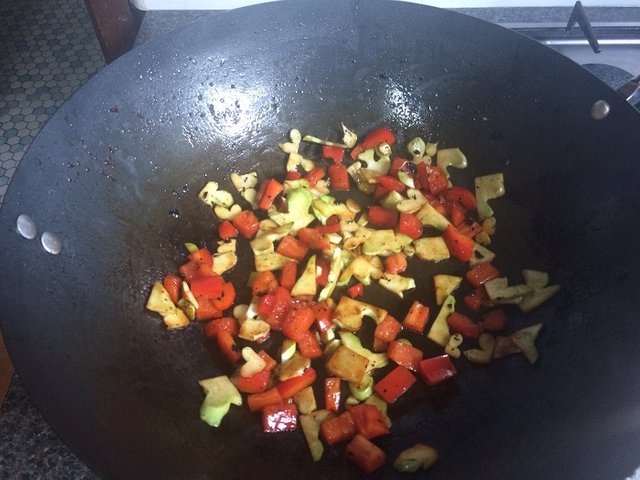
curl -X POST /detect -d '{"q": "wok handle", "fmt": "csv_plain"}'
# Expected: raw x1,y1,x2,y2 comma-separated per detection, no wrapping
617,75,640,102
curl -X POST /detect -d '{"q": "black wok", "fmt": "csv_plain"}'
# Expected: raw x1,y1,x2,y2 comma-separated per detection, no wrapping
1,1,640,478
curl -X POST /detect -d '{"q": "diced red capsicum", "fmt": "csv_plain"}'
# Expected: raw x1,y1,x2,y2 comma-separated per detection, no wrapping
322,145,345,164
443,224,475,262
251,271,279,296
190,275,223,301
162,274,181,304
266,286,292,331
360,127,396,150
328,164,350,190
258,179,284,210
320,411,357,445
314,215,341,235
464,286,489,311
203,317,238,338
373,365,417,404
466,262,500,288
233,370,271,394
374,315,402,343
258,350,277,371
257,294,276,316
403,300,430,333
384,252,408,274
348,404,390,440
324,377,341,412
419,355,458,386
397,212,423,240
345,434,386,474
279,261,297,291
313,302,333,332
218,220,238,240
232,210,260,239
481,309,507,331
446,312,482,338
368,206,398,229
216,331,241,364
447,200,466,227
378,175,406,193
315,258,330,287
262,403,298,432
297,228,331,251
296,330,323,358
389,157,411,177
282,305,315,342
387,341,423,372
444,186,477,210
305,167,326,187
247,388,283,412
276,367,317,399
347,282,364,298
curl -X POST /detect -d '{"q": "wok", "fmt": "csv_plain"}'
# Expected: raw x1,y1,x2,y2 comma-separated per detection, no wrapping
1,1,640,478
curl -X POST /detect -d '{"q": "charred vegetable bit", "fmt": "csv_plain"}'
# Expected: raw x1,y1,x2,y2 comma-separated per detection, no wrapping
145,123,561,475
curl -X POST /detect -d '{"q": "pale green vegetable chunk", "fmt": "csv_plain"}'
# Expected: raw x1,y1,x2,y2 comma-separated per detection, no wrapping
198,376,242,427
394,444,439,472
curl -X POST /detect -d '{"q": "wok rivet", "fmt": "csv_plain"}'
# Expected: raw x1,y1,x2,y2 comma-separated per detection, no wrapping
16,214,37,240
591,100,610,120
41,231,62,255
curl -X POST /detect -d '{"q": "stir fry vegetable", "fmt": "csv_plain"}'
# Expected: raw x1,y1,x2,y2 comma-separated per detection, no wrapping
146,123,560,474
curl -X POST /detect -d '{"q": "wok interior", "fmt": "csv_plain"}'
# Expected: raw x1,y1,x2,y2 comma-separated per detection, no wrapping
1,1,640,479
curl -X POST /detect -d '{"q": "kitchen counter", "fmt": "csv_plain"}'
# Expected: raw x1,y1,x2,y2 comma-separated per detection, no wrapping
1,4,639,479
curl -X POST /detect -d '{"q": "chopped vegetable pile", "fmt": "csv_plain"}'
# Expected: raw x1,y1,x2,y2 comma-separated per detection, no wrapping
146,123,560,474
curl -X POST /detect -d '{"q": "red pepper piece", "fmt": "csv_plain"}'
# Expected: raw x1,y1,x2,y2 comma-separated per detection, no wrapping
162,274,181,304
348,404,390,440
257,294,276,316
426,166,449,195
397,212,423,240
203,317,238,338
324,377,341,412
464,286,489,311
481,309,507,331
374,366,417,404
211,282,235,312
378,175,406,193
194,297,223,321
315,258,330,287
466,262,500,288
305,167,326,187
447,200,466,227
218,220,238,240
361,127,396,150
320,411,357,445
258,179,284,210
457,219,483,238
232,210,260,239
403,300,430,334
345,434,386,474
313,302,333,332
387,341,423,372
350,144,365,161
372,337,388,353
419,355,457,386
216,331,241,364
315,215,341,235
190,275,223,301
276,367,316,399
282,304,315,342
262,403,298,433
247,387,283,412
251,271,279,296
373,185,390,200
328,163,350,191
233,370,271,394
384,252,408,274
297,228,331,251
285,171,302,180
374,315,402,343
258,350,278,371
279,261,297,291
296,330,323,358
446,312,482,338
266,286,292,331
444,186,477,210
322,145,345,164
389,157,411,177
443,224,475,262
368,206,398,229
347,282,364,299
